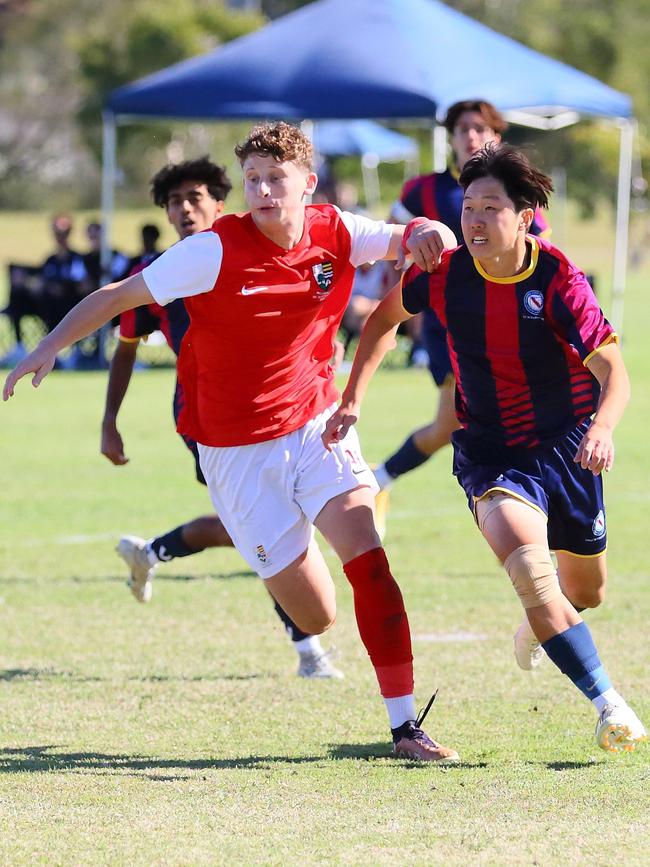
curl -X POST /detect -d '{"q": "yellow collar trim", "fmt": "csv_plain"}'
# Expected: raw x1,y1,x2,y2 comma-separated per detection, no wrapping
473,236,539,284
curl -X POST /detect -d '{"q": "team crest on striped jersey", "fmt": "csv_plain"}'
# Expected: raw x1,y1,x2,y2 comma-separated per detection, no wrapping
523,289,544,317
312,261,334,299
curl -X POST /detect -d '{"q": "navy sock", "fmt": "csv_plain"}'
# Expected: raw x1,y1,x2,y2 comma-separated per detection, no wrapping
150,525,201,561
273,600,311,643
384,434,430,480
542,621,612,701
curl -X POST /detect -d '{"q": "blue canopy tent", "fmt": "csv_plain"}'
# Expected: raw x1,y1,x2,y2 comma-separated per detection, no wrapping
103,0,635,327
312,121,417,162
311,120,418,207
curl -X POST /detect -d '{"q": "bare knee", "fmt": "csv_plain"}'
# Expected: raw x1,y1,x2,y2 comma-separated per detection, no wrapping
570,584,606,610
294,610,336,635
558,554,607,610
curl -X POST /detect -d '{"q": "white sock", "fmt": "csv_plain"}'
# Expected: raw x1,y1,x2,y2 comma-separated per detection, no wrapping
592,688,626,714
145,541,161,566
373,464,394,491
384,694,417,730
294,635,323,656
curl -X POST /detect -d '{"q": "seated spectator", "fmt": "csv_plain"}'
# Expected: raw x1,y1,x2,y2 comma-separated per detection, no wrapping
341,261,389,353
0,264,46,366
1,214,86,365
40,213,88,333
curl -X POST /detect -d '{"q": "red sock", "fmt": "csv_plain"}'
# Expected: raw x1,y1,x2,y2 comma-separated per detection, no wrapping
343,547,414,699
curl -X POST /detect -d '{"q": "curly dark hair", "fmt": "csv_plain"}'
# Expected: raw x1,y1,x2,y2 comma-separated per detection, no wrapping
234,122,313,170
151,156,232,207
459,142,553,211
443,100,508,135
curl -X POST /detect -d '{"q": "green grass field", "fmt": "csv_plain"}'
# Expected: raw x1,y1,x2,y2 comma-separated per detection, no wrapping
2,261,650,865
1,213,649,864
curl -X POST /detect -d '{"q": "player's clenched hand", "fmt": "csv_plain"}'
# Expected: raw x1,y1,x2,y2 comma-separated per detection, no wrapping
322,405,359,452
101,421,129,466
403,219,456,273
2,345,56,401
574,422,614,475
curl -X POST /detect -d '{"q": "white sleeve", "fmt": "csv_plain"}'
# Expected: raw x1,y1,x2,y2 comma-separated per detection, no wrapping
141,232,223,306
337,208,393,267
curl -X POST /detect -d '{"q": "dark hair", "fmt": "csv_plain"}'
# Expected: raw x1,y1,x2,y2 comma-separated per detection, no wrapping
459,142,553,211
443,100,508,135
141,223,160,243
234,121,313,170
151,157,232,207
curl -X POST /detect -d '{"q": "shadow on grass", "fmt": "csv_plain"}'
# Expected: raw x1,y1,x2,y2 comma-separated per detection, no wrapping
328,743,487,768
0,668,273,683
0,568,257,586
0,745,323,775
0,668,103,683
156,570,257,582
544,760,603,770
130,673,273,682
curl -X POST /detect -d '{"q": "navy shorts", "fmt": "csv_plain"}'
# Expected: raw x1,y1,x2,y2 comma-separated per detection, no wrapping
421,309,453,387
173,379,207,486
452,420,607,556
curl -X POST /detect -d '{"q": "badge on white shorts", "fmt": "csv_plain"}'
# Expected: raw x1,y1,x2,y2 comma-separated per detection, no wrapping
255,544,268,564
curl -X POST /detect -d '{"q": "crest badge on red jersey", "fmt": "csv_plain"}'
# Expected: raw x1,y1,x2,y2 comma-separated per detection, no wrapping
312,262,334,300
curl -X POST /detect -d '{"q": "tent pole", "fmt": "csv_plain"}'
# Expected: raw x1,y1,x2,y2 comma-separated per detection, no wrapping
611,118,634,335
433,123,446,173
361,153,380,211
99,111,117,367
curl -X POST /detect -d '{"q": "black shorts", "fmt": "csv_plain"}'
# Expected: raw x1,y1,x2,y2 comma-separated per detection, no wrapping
173,379,206,486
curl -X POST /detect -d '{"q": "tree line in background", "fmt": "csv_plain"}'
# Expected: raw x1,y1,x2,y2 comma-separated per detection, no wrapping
0,0,648,217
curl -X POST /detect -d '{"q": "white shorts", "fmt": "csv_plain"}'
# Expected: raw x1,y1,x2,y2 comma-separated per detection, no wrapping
197,404,378,579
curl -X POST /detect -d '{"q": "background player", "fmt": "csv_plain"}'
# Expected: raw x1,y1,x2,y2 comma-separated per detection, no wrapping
325,143,646,754
100,156,343,679
4,122,459,761
374,100,550,499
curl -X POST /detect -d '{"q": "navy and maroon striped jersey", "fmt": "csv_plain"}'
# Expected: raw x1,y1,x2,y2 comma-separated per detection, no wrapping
401,236,616,449
396,168,551,241
119,254,189,357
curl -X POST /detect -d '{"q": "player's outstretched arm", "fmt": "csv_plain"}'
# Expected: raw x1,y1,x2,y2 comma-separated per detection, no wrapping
384,218,457,273
575,342,631,475
2,273,154,401
101,338,140,466
323,281,412,450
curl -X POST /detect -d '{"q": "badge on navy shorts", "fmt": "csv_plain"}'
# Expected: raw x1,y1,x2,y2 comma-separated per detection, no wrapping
592,510,606,538
312,262,334,300
523,289,544,318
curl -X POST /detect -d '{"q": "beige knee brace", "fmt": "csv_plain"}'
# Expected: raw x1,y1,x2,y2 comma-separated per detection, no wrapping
504,544,562,609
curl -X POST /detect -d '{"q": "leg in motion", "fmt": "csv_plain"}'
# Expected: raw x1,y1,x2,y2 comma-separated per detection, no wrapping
315,486,459,762
476,493,646,753
117,514,232,603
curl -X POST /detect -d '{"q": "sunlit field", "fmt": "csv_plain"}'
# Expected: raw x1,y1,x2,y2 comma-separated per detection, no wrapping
0,211,649,863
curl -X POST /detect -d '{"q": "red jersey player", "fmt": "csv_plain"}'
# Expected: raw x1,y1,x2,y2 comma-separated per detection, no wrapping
4,122,459,762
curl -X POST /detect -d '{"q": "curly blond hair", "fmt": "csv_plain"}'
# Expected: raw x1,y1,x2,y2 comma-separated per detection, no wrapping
235,122,313,170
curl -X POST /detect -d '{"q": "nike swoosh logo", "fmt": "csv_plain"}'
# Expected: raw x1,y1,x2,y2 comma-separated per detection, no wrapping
241,286,270,295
